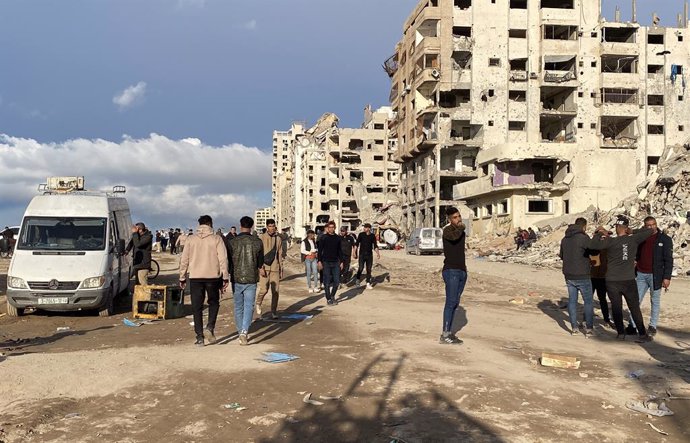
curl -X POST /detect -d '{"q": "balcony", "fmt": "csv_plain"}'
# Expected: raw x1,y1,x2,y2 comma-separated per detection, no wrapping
414,67,441,88
417,36,441,54
543,70,576,84
600,88,640,117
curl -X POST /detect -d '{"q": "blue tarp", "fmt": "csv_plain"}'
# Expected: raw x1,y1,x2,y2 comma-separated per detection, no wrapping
260,352,299,363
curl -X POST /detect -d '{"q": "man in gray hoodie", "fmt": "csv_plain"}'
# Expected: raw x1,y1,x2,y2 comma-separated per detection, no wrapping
559,218,594,336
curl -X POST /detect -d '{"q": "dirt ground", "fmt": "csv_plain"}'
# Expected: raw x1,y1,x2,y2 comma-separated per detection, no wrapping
0,248,689,443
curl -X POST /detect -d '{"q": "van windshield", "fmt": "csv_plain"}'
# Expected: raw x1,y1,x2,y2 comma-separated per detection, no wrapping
17,217,107,251
421,229,443,238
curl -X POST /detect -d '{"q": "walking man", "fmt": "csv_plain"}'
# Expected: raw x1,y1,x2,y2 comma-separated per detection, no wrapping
175,228,187,254
354,223,380,289
317,221,345,305
559,218,594,336
160,230,169,252
256,219,283,319
440,207,467,344
227,216,264,346
179,215,229,347
301,230,319,293
126,222,152,287
627,216,673,336
169,228,178,255
588,216,653,342
339,226,356,284
227,226,238,239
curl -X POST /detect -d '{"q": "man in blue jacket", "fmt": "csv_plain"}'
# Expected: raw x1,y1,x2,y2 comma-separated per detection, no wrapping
627,216,673,336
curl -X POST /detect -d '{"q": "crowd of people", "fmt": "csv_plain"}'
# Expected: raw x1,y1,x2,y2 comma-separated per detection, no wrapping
559,215,673,342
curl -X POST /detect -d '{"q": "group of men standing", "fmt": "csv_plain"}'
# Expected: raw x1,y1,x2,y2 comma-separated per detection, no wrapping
559,215,673,342
155,228,191,255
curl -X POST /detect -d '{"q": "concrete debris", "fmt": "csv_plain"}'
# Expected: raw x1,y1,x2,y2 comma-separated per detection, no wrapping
540,353,581,369
470,144,690,276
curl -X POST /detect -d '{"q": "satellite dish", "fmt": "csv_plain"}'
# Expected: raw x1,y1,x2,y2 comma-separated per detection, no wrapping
383,229,398,245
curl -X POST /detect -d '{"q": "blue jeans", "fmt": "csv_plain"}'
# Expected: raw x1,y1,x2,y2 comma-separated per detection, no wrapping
305,258,319,289
233,283,256,334
322,261,340,301
566,279,594,329
632,272,661,328
442,269,467,333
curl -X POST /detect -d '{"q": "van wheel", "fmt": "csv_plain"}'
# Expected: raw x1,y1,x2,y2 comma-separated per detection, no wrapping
98,288,114,317
6,303,24,317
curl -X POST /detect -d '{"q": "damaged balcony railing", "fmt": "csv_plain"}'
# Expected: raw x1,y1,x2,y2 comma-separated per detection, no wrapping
544,71,576,83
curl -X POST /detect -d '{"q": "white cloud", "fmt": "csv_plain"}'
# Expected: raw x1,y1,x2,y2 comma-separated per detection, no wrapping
175,0,206,10
0,133,271,229
112,81,147,111
243,19,257,31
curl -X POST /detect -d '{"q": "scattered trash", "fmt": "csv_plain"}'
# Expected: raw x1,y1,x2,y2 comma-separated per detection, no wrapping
626,397,674,417
303,393,324,406
260,352,299,364
540,352,581,369
626,369,645,379
223,403,247,411
646,422,669,436
318,395,342,401
456,394,469,404
509,298,526,305
601,403,614,410
667,386,690,399
579,373,589,378
63,413,81,419
56,327,71,332
124,318,142,327
281,313,314,321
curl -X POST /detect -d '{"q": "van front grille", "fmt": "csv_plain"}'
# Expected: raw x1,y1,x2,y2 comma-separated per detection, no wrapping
28,281,80,291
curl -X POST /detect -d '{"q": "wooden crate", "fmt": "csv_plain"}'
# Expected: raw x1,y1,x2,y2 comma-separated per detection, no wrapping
132,285,185,320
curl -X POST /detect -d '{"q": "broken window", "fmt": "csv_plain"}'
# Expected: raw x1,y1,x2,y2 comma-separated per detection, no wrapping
454,0,471,8
541,0,573,9
374,155,384,161
485,204,493,216
374,123,385,130
601,88,638,104
375,139,384,145
564,200,570,214
451,51,472,70
647,34,664,44
647,156,660,174
510,58,527,71
543,55,577,82
541,86,577,111
543,24,578,41
440,90,471,107
509,29,527,38
350,171,364,181
453,26,472,37
532,162,555,183
373,171,384,177
348,139,364,150
498,200,509,215
647,95,664,106
509,121,526,131
540,115,576,142
600,116,638,147
602,27,637,43
527,200,551,213
648,64,663,74
509,90,527,102
601,55,638,73
489,58,501,67
510,0,527,9
321,203,329,211
648,125,664,135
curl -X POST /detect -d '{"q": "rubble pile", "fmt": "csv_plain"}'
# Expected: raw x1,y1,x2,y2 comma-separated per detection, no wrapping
470,143,690,276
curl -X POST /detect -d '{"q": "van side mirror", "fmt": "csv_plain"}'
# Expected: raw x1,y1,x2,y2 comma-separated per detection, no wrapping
117,239,126,255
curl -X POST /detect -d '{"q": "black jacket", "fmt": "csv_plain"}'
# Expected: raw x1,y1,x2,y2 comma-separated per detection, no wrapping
226,233,264,284
588,229,653,281
442,223,467,271
559,225,592,280
635,231,673,290
318,233,345,262
127,230,153,271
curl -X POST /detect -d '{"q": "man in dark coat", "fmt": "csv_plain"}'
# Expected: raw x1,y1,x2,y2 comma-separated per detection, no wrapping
126,223,153,286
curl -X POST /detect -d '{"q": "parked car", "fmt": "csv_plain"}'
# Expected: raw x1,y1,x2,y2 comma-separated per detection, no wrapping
406,227,443,255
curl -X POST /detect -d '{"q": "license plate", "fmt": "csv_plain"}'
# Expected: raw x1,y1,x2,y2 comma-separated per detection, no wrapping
38,297,69,304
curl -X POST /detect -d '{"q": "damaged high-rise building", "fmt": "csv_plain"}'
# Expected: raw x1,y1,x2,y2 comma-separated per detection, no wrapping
272,106,401,239
386,0,690,233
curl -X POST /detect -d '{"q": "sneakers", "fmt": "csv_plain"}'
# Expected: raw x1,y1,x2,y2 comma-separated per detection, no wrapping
195,337,205,347
271,312,279,320
205,328,217,345
636,334,653,343
648,326,657,336
570,327,580,336
366,283,373,290
356,280,362,287
605,320,615,329
439,334,463,345
326,299,338,306
255,304,262,316
584,328,594,338
239,333,248,346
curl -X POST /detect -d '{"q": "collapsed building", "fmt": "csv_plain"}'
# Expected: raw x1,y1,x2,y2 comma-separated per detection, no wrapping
385,0,690,234
272,107,401,239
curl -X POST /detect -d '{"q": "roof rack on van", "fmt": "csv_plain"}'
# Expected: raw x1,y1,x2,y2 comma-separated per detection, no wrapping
39,176,86,194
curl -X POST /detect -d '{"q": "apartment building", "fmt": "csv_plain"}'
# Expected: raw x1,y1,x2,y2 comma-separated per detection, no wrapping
273,107,401,239
272,123,305,230
254,207,272,231
386,0,690,233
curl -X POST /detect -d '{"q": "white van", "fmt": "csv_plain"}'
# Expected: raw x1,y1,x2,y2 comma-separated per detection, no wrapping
406,227,444,255
6,178,132,317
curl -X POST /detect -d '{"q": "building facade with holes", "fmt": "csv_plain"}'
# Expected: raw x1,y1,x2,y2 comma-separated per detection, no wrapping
386,0,690,233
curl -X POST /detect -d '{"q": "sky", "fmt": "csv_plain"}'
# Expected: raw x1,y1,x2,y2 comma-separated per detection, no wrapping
0,0,686,229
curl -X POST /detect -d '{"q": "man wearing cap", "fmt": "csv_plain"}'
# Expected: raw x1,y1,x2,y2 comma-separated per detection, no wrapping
354,223,380,290
339,226,356,284
588,216,654,342
626,216,673,337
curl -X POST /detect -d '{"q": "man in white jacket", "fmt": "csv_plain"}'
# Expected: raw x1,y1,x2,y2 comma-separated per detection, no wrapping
179,215,229,347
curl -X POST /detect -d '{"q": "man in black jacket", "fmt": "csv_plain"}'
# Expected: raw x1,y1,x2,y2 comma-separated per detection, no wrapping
440,207,467,345
559,218,594,336
354,223,380,289
317,221,345,305
126,223,152,287
627,216,673,336
588,216,653,342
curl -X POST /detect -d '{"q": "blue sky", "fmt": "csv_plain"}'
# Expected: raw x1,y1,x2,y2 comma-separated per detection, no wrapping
0,0,687,228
